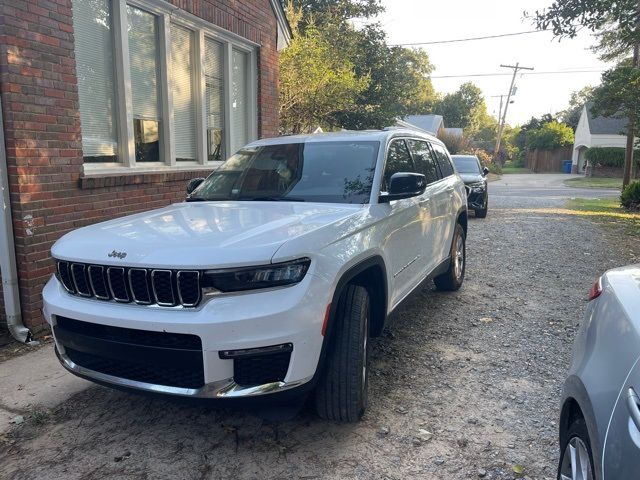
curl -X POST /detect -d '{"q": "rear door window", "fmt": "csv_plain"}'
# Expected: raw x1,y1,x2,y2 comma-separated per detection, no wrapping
382,139,416,191
431,143,455,178
407,139,441,185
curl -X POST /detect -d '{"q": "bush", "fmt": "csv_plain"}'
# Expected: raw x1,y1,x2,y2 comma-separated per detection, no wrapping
585,147,640,168
621,181,640,210
513,151,526,168
438,131,470,155
487,163,502,175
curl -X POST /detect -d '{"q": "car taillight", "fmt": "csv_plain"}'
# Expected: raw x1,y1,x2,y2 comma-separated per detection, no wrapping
588,277,603,301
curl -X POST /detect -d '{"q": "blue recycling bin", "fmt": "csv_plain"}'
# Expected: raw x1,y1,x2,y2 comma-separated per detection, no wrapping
563,160,572,174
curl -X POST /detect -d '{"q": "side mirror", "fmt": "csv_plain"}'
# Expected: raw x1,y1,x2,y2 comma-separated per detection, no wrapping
379,173,427,203
482,167,490,176
187,177,205,195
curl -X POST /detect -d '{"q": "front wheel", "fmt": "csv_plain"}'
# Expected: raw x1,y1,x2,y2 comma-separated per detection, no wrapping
315,284,370,422
434,223,466,291
557,418,595,480
475,194,488,218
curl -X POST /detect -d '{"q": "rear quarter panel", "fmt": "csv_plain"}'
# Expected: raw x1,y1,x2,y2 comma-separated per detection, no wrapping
566,271,640,477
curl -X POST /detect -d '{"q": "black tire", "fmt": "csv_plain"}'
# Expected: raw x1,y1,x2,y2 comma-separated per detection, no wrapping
557,418,595,480
434,223,466,291
475,193,488,218
315,284,370,422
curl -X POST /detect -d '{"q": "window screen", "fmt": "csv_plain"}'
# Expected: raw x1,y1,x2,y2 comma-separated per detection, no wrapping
73,0,118,161
407,139,441,184
205,38,225,161
127,5,161,163
231,49,249,154
170,25,197,161
382,140,415,191
432,143,455,178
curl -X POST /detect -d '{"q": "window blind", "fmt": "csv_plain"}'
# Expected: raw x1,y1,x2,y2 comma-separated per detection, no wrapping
127,6,160,121
72,0,118,159
170,25,197,161
231,49,249,154
204,38,224,132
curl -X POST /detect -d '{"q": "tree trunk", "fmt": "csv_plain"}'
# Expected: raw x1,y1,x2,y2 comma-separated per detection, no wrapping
624,6,640,189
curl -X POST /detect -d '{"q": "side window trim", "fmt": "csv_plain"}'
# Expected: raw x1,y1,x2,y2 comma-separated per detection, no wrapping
426,142,445,180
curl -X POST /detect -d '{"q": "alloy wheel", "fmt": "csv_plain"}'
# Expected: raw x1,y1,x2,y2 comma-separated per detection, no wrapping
559,437,593,480
454,235,464,281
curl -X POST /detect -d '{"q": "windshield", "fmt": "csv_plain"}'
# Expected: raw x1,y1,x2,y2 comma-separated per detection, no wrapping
189,141,380,204
452,156,481,174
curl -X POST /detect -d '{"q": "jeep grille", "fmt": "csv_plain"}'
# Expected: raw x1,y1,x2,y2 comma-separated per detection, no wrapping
56,261,201,307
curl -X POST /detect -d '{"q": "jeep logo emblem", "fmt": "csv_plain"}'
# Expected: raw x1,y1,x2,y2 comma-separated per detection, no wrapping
108,250,127,259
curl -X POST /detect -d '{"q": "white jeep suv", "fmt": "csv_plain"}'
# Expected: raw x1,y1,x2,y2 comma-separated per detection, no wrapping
43,130,467,422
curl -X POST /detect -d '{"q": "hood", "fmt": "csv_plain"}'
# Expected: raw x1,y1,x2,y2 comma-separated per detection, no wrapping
52,202,363,269
459,173,485,184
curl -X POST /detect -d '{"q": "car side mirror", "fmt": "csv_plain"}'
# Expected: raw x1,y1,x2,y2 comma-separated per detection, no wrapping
187,178,205,195
379,173,427,203
482,167,490,176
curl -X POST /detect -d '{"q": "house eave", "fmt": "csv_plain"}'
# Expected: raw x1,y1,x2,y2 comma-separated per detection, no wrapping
270,0,292,47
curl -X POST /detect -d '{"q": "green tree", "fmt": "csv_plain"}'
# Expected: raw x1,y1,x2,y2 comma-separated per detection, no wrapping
330,25,437,129
524,121,575,151
433,82,490,135
530,0,640,187
558,86,595,130
286,1,437,130
279,5,369,134
291,0,382,25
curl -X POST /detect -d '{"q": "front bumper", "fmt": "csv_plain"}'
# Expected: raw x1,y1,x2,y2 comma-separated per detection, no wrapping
465,186,486,209
43,272,331,399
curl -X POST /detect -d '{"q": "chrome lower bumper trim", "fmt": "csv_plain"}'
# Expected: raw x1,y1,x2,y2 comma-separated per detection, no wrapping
57,350,312,399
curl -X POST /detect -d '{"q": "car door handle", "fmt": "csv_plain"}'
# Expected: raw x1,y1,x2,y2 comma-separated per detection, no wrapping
626,388,640,432
419,198,430,206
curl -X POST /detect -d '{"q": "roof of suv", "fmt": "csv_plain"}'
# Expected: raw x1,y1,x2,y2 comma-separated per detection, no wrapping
249,129,443,147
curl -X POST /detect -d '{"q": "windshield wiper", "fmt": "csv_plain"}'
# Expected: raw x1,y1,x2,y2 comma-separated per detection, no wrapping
186,196,231,202
245,196,306,202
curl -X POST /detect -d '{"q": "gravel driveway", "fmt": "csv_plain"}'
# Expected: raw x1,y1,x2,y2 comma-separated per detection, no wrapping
1,182,638,480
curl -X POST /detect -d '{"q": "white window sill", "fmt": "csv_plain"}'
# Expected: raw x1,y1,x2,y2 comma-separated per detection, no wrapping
81,162,222,178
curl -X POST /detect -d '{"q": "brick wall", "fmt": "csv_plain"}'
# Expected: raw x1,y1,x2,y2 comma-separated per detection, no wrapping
0,0,282,333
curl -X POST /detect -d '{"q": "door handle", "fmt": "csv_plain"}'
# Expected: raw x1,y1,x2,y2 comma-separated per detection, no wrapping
626,388,640,432
419,198,430,206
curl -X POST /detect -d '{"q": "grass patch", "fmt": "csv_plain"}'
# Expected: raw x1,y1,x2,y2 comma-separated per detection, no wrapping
564,177,623,189
501,166,531,174
564,197,640,235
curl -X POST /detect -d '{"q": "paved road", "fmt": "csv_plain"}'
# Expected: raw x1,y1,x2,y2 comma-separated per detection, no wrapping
491,173,618,204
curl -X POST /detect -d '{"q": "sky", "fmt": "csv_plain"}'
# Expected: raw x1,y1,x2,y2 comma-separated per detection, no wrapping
372,0,613,126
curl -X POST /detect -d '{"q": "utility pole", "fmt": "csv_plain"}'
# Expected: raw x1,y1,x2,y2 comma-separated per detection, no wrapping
493,63,534,162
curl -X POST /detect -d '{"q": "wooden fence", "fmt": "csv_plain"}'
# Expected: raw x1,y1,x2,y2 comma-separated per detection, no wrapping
525,147,572,173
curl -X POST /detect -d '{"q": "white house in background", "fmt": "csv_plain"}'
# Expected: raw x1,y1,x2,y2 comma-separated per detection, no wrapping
396,115,445,136
572,102,630,173
443,127,463,138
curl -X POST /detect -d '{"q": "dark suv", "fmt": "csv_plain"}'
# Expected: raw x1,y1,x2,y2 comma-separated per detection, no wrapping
451,155,489,218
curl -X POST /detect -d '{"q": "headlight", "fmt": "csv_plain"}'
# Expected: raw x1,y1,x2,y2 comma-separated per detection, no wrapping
201,258,311,293
468,182,485,193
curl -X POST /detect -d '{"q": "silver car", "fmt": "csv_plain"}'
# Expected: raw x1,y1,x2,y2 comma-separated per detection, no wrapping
558,265,640,479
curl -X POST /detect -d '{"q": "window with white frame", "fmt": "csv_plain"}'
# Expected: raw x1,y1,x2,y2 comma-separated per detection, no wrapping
72,0,258,171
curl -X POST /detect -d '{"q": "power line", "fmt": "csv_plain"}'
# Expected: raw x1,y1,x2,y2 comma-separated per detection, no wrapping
431,69,604,79
390,29,548,46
